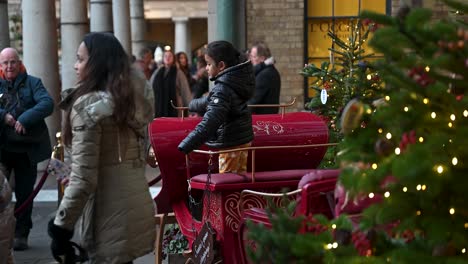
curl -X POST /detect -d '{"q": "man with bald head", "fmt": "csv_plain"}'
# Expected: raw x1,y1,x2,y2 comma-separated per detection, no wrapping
0,47,54,250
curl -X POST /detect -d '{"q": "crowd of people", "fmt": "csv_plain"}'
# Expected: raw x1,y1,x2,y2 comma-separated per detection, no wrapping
132,40,281,117
0,35,281,263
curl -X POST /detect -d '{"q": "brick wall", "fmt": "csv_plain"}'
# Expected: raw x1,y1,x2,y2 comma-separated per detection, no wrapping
245,0,402,112
246,0,305,112
245,0,465,112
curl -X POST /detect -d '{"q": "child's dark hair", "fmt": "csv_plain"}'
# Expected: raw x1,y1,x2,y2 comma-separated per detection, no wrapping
205,40,243,68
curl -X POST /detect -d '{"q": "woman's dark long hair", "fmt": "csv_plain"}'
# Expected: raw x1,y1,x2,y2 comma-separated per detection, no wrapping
176,51,194,85
63,32,135,146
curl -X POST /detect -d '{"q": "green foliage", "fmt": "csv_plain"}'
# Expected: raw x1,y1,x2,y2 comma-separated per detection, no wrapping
248,1,468,263
337,0,468,261
301,19,385,168
245,197,359,264
162,224,189,260
443,0,468,15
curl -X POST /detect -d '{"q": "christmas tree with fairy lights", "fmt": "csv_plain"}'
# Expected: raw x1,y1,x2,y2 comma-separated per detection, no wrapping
302,19,385,168
335,0,468,261
247,0,468,262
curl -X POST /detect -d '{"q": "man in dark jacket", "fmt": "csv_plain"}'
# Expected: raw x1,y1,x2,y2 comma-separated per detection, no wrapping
0,47,54,251
248,41,281,114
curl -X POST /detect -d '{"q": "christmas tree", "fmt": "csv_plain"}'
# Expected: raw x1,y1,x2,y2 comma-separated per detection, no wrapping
247,0,468,262
336,0,468,261
301,19,385,168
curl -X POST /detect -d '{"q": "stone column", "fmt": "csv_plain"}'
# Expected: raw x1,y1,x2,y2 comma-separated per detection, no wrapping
210,0,245,50
130,0,145,57
60,0,88,91
113,0,131,54
236,0,246,51
90,0,113,33
22,0,61,145
173,17,189,55
186,21,192,62
217,0,236,45
0,0,10,50
207,0,217,43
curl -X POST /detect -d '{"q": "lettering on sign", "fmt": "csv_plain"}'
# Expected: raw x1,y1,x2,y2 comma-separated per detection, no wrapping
193,222,216,264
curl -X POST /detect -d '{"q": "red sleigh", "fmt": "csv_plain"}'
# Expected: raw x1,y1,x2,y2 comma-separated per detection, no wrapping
148,107,335,263
237,169,340,263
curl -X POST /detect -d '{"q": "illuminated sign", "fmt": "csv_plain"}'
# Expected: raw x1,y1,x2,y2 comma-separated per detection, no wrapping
306,0,389,98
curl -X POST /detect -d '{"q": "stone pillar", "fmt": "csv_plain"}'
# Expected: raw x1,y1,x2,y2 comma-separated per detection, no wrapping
186,21,192,62
207,0,217,43
90,0,113,33
0,0,10,50
236,0,246,51
22,0,61,145
173,17,189,55
207,0,218,91
60,0,88,91
210,0,245,50
113,0,131,54
130,0,145,57
217,0,237,46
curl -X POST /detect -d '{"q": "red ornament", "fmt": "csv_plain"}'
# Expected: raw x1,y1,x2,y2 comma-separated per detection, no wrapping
399,130,416,152
351,230,372,256
408,67,434,87
401,229,415,243
302,214,328,235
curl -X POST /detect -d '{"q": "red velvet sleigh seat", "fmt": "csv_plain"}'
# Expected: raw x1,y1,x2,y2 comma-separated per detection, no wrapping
237,169,340,264
149,112,333,263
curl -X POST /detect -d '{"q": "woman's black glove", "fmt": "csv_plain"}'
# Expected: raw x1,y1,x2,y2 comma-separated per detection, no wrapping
47,219,76,264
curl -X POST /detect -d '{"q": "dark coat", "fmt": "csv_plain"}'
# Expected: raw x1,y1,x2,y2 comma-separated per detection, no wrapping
151,66,192,117
178,60,255,153
248,62,281,114
191,73,209,99
0,73,54,164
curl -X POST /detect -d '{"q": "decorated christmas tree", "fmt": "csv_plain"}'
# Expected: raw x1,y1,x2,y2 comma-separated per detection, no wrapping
247,0,468,262
336,0,468,261
302,19,385,168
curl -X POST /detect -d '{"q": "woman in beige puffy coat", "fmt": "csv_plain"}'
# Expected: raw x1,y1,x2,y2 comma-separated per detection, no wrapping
48,32,155,264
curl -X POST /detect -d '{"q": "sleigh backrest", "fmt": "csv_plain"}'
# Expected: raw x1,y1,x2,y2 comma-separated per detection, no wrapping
148,112,329,213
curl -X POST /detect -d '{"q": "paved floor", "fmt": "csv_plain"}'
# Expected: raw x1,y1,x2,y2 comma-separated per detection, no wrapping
11,164,162,264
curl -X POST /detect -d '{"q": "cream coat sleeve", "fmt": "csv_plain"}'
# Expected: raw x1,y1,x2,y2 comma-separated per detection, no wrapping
54,95,102,230
176,68,193,107
129,69,154,133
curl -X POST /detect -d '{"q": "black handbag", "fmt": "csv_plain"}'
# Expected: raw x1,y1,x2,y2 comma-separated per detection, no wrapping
2,124,47,144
